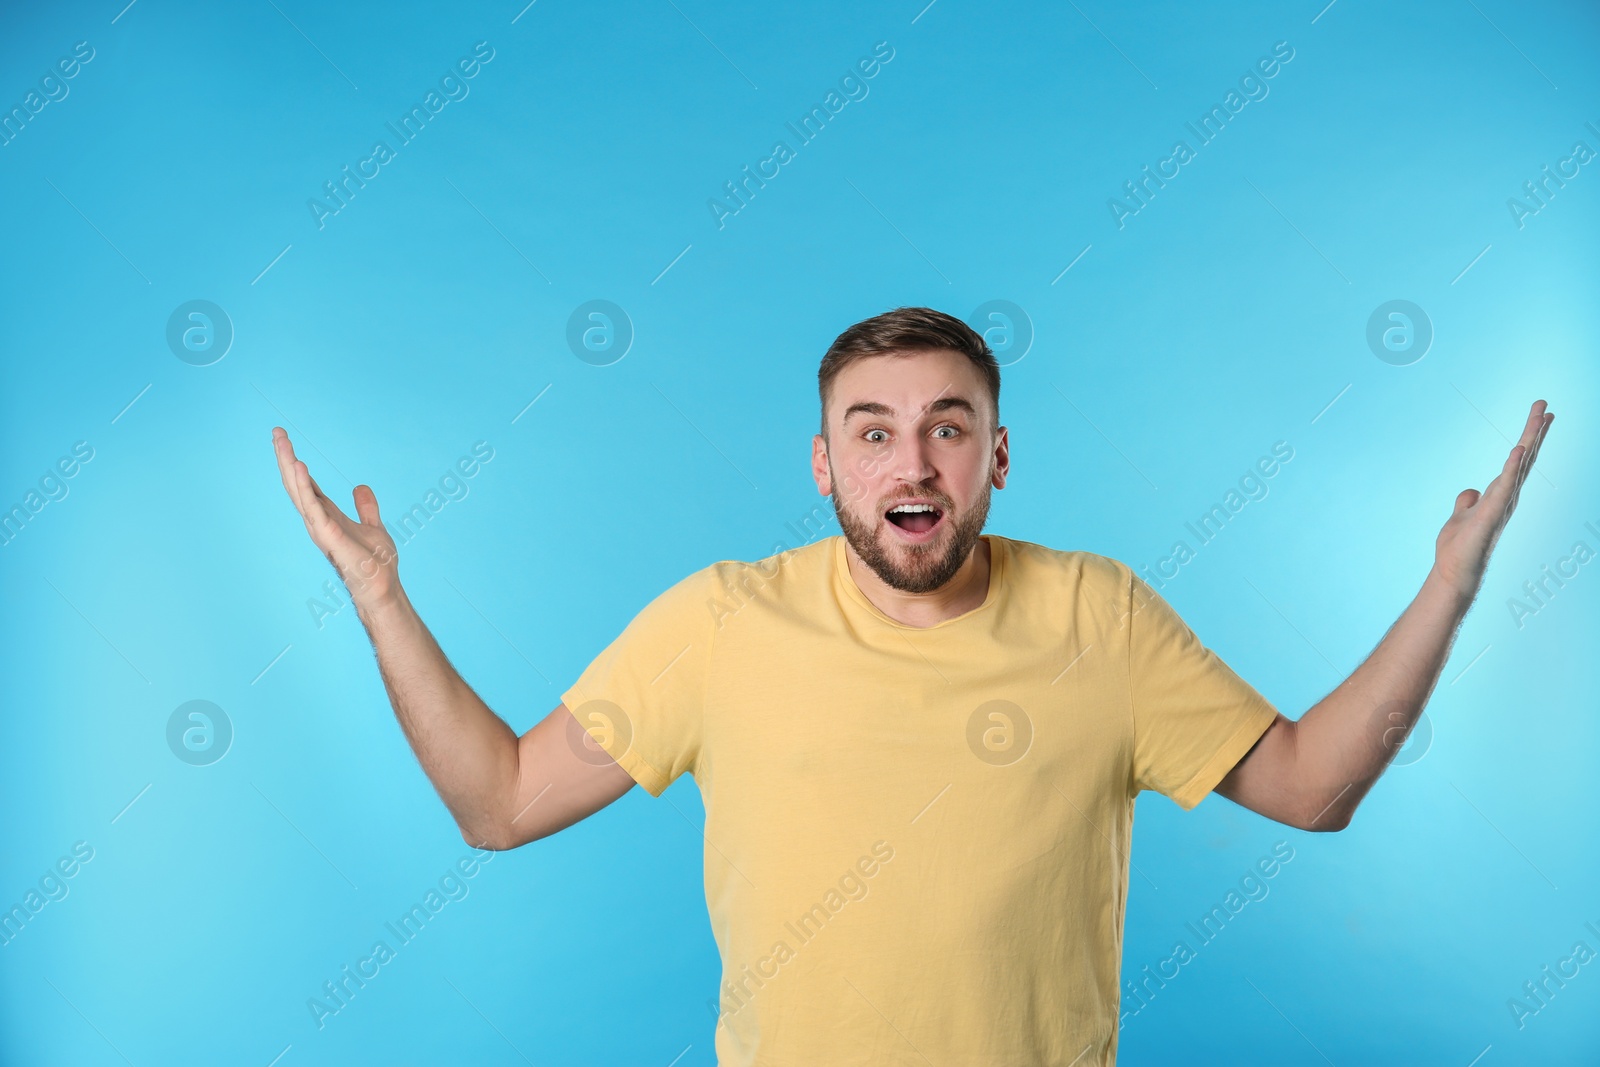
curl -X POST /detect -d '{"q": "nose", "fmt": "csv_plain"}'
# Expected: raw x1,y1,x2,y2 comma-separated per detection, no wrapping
890,432,938,489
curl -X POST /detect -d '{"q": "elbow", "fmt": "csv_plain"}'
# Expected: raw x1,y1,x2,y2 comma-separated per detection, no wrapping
458,819,517,853
460,811,552,851
1297,792,1353,833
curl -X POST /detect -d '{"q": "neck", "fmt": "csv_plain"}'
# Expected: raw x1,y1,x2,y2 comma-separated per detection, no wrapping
844,536,992,628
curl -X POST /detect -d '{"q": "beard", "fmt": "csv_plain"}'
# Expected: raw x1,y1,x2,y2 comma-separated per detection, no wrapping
829,462,993,595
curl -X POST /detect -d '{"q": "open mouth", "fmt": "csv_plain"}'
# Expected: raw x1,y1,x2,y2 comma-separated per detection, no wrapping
884,502,945,538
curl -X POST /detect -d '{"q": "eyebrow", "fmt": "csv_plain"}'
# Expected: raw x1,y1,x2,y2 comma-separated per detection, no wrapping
841,396,978,425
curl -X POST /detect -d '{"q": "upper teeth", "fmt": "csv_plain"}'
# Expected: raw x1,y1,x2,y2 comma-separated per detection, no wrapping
889,504,936,514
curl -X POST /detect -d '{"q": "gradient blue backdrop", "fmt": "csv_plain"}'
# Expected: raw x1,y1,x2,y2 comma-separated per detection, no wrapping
2,1,1596,1064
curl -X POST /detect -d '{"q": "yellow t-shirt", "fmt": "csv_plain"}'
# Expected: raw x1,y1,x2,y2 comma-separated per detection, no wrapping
561,532,1279,1066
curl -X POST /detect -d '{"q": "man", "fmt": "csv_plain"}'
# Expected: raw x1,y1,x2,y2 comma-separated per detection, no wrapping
271,306,1552,1065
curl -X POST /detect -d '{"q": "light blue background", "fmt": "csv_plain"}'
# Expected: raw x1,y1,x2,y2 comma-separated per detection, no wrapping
2,1,1596,1063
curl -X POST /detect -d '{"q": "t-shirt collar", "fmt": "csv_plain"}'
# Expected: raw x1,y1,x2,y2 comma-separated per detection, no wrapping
831,533,1004,630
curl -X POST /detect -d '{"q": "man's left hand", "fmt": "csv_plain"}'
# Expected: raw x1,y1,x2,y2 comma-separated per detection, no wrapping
1431,398,1554,602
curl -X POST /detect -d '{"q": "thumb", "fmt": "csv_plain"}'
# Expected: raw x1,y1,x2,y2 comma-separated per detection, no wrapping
1454,488,1481,513
353,485,382,526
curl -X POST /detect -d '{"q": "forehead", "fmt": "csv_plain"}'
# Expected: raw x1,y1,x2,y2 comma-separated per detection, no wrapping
829,348,990,424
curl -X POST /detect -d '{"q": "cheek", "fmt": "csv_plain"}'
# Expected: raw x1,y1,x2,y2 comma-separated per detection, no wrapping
949,455,990,496
832,452,876,501
840,477,876,509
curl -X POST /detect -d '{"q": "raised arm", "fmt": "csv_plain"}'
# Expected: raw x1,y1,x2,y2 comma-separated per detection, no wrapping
1215,400,1554,831
271,427,634,850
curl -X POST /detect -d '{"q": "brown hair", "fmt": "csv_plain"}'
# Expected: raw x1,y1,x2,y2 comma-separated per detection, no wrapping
817,306,1000,438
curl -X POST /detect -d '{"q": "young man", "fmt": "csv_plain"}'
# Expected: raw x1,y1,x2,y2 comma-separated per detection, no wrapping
272,307,1551,1065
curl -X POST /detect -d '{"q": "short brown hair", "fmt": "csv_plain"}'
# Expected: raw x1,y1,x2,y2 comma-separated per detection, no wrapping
817,306,1000,438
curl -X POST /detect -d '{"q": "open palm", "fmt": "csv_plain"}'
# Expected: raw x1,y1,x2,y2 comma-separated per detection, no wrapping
1433,399,1553,601
272,426,399,605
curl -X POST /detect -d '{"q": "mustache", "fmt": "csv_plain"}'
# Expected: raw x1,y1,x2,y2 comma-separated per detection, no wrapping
879,489,952,511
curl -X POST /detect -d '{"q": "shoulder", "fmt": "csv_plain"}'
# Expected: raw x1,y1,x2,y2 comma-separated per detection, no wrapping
994,536,1146,641
994,534,1133,594
703,536,834,604
650,537,835,616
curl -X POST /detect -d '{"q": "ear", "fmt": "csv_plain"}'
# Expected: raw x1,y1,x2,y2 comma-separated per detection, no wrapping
991,425,1010,490
812,433,832,495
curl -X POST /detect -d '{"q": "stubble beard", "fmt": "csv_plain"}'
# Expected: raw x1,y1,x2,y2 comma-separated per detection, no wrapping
829,458,993,595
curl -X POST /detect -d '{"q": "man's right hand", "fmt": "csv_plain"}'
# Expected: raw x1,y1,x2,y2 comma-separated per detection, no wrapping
269,424,635,850
272,426,399,610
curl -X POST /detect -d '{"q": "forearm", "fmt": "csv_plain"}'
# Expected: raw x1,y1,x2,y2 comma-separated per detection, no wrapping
1280,402,1555,830
1292,565,1474,828
356,585,521,846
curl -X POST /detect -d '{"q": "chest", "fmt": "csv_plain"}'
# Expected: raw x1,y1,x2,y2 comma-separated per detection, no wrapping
699,620,1132,827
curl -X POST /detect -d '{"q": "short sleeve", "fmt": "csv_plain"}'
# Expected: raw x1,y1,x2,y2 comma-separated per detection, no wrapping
560,567,716,797
1125,570,1278,811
